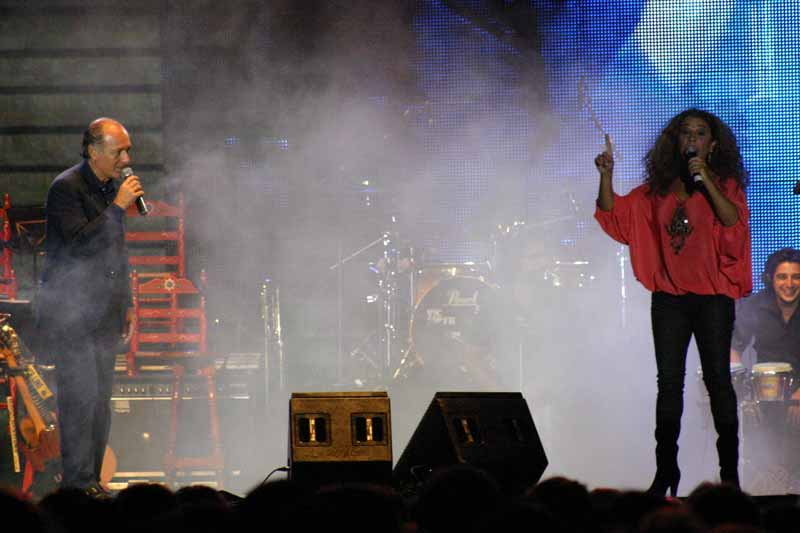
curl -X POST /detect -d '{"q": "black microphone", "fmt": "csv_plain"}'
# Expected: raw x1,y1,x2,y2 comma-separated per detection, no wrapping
120,167,149,215
685,147,703,184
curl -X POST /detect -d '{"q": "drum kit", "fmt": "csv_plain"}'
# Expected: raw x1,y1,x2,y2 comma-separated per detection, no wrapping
341,215,597,391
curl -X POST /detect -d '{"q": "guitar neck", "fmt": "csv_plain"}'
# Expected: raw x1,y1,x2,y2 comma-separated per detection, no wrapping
13,375,48,434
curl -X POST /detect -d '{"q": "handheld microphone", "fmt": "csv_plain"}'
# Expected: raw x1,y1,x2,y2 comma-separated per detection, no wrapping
685,147,703,183
120,167,149,215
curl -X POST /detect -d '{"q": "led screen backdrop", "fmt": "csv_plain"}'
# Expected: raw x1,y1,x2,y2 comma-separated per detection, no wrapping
414,0,800,289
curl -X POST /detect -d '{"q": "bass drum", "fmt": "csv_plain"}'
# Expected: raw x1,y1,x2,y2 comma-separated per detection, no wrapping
398,276,502,390
412,263,491,306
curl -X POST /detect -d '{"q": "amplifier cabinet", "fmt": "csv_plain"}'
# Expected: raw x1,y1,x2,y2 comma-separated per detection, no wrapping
108,369,266,493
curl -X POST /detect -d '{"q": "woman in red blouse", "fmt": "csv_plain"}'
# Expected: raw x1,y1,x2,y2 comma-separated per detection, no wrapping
594,109,751,496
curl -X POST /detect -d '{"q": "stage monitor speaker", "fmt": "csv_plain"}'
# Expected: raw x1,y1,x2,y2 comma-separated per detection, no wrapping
288,391,392,486
393,392,547,495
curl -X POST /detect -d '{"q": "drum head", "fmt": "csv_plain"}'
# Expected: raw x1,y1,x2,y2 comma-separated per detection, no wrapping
408,276,500,388
751,362,794,402
752,362,794,375
413,264,490,306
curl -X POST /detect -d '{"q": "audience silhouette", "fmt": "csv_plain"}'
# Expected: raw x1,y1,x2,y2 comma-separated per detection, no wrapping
1,467,798,533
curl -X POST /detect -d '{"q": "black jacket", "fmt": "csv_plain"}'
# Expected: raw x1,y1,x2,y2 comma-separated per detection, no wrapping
35,161,130,354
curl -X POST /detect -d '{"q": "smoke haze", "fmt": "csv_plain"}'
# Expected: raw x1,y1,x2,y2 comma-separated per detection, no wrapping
60,1,724,495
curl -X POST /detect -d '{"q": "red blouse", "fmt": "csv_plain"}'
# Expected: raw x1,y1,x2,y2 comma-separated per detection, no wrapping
594,179,752,299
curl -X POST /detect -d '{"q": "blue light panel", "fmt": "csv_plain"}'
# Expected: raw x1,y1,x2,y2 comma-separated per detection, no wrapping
414,0,800,288
413,0,527,263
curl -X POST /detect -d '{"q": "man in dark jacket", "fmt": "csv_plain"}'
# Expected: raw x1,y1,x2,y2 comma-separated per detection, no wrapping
36,118,143,496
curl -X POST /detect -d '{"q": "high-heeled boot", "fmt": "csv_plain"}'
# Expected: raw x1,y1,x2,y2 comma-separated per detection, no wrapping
648,463,681,497
648,425,681,497
717,423,740,488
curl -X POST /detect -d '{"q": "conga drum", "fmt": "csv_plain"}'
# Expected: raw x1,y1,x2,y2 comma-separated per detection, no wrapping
750,362,794,403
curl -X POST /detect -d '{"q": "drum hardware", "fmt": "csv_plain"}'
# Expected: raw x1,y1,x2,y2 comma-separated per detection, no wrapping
330,231,388,384
487,215,575,279
411,262,490,306
545,260,595,289
260,279,285,396
490,215,577,239
393,275,501,390
328,234,388,272
485,212,598,295
349,332,383,387
374,231,408,379
391,349,423,382
335,227,414,386
616,245,628,329
346,248,502,390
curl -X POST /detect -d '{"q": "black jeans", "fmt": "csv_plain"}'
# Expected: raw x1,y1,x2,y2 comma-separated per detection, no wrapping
651,292,739,475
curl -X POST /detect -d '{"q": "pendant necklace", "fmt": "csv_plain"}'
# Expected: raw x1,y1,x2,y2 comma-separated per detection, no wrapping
665,201,692,254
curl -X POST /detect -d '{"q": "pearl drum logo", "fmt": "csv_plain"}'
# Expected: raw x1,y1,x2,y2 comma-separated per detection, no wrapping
425,288,481,327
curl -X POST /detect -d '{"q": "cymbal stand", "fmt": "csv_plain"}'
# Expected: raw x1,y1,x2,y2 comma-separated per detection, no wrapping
329,230,402,385
260,278,285,399
328,235,386,272
617,244,628,329
376,232,401,381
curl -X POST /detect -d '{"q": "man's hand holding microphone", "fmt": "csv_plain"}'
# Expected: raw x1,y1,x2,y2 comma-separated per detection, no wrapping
113,167,148,215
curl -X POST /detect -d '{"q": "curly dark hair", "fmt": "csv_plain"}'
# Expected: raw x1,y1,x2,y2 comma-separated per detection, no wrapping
643,108,748,195
762,247,800,292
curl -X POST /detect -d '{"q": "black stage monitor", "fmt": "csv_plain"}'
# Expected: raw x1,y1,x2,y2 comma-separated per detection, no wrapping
393,391,548,496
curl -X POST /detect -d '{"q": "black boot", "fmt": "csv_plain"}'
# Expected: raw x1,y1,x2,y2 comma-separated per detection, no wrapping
717,423,740,488
648,464,681,497
648,424,681,497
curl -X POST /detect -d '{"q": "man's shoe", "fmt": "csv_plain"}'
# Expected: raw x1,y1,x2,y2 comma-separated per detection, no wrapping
83,482,115,500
